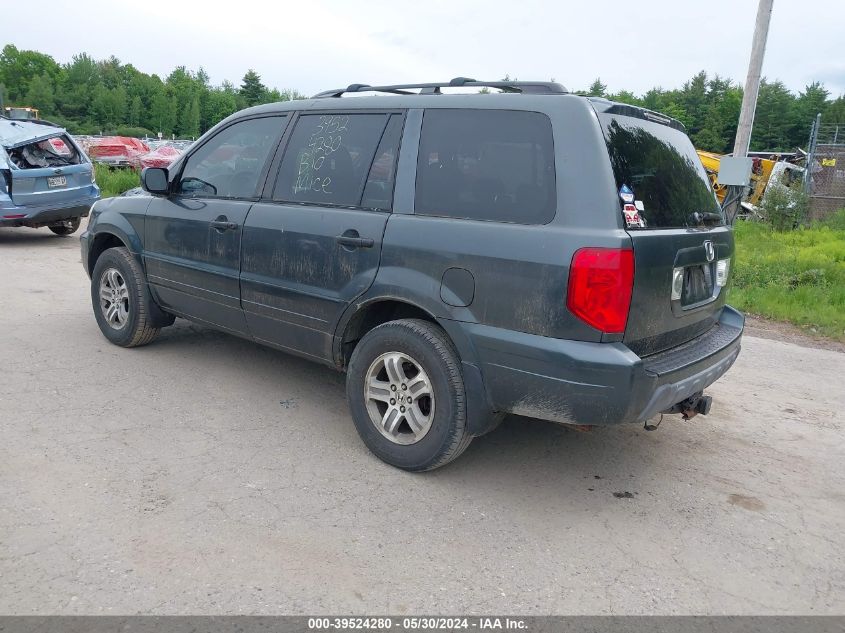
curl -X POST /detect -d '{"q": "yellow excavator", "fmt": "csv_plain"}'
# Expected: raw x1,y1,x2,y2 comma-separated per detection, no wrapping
697,150,804,211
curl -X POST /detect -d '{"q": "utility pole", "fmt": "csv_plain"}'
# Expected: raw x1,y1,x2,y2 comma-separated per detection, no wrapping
733,0,774,157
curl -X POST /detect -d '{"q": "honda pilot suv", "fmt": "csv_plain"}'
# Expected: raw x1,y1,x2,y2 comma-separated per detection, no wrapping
80,78,743,471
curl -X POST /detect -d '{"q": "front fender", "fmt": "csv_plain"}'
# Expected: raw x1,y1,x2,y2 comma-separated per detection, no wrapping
87,196,151,257
83,196,172,328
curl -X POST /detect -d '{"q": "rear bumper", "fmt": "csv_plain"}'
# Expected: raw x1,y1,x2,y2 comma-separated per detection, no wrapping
462,306,744,425
0,194,99,227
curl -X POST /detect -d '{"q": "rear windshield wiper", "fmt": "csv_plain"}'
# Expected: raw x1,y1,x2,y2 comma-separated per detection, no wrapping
689,211,723,226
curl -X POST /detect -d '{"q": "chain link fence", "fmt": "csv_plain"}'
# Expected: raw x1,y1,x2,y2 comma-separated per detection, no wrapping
806,117,845,220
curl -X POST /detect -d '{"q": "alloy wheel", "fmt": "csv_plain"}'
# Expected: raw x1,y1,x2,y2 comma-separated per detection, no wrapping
364,351,435,445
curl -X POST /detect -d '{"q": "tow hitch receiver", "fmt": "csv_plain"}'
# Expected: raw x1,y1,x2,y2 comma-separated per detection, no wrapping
646,393,713,430
663,392,713,420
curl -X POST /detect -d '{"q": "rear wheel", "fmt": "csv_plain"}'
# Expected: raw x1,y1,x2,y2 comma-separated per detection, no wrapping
346,319,471,471
48,217,81,236
90,247,161,347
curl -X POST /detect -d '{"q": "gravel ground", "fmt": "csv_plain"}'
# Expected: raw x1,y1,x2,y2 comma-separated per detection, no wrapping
1,224,843,615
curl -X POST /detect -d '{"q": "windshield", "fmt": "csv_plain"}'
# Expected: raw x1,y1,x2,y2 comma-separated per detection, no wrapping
599,114,723,229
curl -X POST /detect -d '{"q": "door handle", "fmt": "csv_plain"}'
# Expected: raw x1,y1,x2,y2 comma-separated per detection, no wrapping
210,219,238,231
336,234,374,249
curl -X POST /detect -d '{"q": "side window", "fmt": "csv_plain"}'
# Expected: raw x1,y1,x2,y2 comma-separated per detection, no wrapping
273,113,390,207
415,109,556,224
361,114,403,211
176,116,284,199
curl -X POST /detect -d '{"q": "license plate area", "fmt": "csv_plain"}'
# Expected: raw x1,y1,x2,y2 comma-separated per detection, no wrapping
47,175,67,188
681,264,714,307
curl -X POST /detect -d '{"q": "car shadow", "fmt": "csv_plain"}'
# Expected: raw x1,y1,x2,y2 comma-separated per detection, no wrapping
144,320,658,494
0,226,79,247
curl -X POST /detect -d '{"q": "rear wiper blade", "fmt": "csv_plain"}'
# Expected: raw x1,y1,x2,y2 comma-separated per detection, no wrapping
689,211,723,226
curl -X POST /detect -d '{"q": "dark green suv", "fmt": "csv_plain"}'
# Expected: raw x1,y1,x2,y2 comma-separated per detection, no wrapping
80,78,743,471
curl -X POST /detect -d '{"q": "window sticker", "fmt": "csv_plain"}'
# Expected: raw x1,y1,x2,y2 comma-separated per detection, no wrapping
619,184,635,203
623,203,645,228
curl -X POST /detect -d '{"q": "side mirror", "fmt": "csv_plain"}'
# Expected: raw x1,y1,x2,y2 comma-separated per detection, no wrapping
141,167,169,195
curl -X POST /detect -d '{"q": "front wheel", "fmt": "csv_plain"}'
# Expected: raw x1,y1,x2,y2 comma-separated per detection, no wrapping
346,319,472,471
90,247,161,347
48,217,81,236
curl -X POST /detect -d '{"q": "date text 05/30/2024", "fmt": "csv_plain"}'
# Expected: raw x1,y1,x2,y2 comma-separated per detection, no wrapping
307,617,528,630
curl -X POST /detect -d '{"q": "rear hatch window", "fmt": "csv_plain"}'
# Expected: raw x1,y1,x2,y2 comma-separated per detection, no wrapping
600,113,724,229
7,135,83,169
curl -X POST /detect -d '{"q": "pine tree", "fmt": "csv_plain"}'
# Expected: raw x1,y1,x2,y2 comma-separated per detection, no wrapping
793,82,830,145
588,78,607,97
240,69,266,107
751,79,796,151
680,71,708,137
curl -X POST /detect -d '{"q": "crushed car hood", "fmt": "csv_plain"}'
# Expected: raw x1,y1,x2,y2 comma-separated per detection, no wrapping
0,119,66,149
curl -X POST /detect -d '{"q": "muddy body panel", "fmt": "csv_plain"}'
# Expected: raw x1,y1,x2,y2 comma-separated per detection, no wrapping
456,305,742,425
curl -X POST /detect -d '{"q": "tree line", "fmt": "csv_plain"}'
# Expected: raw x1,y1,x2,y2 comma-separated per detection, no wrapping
581,76,844,154
0,45,304,139
1,44,844,152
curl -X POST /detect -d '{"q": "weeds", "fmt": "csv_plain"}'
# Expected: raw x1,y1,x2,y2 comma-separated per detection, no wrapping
94,164,140,198
729,216,845,340
758,184,808,231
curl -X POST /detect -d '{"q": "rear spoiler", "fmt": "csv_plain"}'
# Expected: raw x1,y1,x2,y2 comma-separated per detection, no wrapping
587,98,687,133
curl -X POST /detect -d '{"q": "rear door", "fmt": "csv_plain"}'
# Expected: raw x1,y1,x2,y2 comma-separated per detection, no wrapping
143,115,287,334
596,109,734,356
6,134,94,208
241,111,404,360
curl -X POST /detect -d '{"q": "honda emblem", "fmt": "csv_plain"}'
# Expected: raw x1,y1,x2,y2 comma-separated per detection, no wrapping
704,240,715,262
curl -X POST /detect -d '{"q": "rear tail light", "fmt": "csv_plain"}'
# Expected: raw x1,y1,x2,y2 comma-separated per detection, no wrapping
567,248,635,333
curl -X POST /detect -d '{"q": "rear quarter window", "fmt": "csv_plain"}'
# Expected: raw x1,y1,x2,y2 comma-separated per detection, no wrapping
415,109,556,224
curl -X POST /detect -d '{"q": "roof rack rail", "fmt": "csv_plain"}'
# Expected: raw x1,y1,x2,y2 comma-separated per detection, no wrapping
312,77,567,98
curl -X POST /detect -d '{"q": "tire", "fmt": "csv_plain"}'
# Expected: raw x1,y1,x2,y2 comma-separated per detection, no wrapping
48,217,81,236
90,247,161,347
346,318,472,471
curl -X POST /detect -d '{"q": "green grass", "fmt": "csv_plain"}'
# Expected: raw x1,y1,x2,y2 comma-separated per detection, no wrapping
94,164,140,198
728,211,845,341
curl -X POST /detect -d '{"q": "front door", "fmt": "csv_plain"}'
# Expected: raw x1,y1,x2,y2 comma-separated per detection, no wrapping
144,115,288,335
241,112,404,360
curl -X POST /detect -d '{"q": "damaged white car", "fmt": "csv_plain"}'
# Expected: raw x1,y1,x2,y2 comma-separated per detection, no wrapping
1,117,100,235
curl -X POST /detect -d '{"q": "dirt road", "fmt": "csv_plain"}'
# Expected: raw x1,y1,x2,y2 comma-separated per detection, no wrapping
1,225,843,614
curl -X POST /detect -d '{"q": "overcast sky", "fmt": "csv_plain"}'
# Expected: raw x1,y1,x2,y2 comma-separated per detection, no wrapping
3,0,844,97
